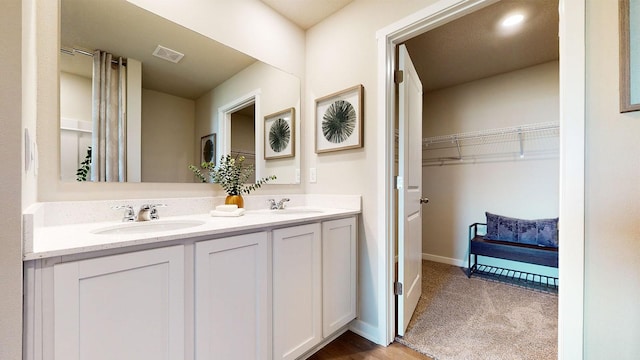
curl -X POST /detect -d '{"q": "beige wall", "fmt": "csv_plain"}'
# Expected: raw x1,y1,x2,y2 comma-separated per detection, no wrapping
423,61,560,135
0,0,23,358
305,0,442,336
59,72,92,122
141,89,196,183
231,112,256,154
195,61,301,185
422,62,559,275
59,72,92,182
584,0,640,357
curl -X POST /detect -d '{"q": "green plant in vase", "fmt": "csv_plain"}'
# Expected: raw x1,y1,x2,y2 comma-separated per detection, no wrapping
189,154,276,208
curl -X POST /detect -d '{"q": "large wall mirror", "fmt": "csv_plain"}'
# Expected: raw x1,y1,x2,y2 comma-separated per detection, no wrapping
59,0,301,183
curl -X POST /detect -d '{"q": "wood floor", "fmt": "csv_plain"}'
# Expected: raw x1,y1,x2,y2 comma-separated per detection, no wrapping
308,331,433,360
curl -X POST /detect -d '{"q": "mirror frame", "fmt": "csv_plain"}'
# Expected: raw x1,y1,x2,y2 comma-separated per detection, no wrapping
619,0,640,112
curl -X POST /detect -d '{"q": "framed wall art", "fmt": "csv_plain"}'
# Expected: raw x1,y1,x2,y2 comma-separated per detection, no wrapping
200,133,216,165
315,84,363,153
620,0,640,112
264,107,295,159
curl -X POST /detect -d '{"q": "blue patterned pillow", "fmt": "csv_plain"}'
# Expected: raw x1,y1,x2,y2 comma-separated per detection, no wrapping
537,218,559,247
497,216,518,242
517,219,538,245
485,212,500,240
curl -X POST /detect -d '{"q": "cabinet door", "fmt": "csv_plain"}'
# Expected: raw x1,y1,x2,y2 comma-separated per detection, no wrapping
322,217,357,337
53,245,185,360
273,223,322,360
195,232,268,360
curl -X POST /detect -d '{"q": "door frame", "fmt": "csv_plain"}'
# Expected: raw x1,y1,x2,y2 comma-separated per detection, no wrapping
217,89,263,179
375,0,585,358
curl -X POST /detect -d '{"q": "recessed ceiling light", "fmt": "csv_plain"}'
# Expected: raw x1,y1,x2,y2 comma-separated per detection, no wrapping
501,14,525,27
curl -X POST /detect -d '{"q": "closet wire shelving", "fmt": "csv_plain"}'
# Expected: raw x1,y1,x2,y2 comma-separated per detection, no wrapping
422,121,559,166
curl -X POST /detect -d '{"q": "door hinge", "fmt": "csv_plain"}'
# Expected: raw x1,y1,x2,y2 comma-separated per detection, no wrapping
395,175,403,189
394,281,403,295
394,70,404,84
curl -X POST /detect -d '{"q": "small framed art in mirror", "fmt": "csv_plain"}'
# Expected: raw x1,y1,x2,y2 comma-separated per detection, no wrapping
620,0,640,112
201,133,216,165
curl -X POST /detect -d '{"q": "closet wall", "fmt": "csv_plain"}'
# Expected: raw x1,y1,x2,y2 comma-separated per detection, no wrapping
422,60,559,275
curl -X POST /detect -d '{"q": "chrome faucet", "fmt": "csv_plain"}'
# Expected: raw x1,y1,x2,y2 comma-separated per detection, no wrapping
137,204,166,221
267,198,290,210
113,205,136,222
112,204,166,222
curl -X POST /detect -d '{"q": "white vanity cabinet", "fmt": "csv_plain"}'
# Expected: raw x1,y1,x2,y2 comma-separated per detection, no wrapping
272,216,358,360
51,245,185,360
322,217,357,337
24,212,358,360
194,232,269,360
273,223,323,360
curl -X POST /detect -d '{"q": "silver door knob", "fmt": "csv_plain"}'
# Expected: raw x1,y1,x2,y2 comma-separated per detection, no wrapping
420,198,429,204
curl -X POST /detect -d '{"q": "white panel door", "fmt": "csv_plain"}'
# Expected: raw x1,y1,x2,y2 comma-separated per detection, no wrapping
53,245,185,360
397,44,424,336
273,223,322,360
195,232,268,360
322,217,357,337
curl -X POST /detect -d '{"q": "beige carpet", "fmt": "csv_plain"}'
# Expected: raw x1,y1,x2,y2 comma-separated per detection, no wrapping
396,261,558,360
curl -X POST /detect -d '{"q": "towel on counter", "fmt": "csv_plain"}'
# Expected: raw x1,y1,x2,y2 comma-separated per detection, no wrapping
210,204,245,217
215,204,239,212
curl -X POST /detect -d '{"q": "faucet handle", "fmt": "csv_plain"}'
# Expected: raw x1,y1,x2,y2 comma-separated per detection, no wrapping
148,204,167,220
112,205,135,222
277,198,290,209
267,199,277,210
138,203,166,220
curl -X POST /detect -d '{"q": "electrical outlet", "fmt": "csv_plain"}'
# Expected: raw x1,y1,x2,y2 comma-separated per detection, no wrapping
295,168,301,183
309,168,317,183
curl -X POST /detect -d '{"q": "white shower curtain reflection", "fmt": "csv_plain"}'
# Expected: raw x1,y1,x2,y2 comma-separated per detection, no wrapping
91,50,127,182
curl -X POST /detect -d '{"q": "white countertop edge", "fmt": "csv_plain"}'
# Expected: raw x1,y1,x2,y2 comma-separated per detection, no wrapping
24,207,360,261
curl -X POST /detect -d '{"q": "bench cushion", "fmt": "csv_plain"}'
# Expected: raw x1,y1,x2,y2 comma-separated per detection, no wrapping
471,236,558,268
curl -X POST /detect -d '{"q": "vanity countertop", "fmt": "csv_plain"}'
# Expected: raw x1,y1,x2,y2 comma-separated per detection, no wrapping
24,206,360,261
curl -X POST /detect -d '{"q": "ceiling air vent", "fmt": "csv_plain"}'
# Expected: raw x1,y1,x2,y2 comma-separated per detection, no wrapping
152,45,184,63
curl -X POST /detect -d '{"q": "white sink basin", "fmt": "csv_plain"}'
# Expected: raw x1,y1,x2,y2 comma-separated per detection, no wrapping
91,219,206,235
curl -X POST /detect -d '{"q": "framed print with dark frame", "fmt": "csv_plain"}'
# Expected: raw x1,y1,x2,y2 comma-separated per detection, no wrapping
264,107,295,159
620,0,640,112
200,133,216,165
315,84,363,153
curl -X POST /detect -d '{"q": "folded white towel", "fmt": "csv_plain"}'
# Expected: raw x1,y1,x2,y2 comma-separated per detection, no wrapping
210,208,245,217
215,204,239,212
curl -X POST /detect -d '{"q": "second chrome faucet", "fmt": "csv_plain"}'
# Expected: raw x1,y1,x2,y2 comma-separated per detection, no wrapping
267,198,290,210
113,204,166,222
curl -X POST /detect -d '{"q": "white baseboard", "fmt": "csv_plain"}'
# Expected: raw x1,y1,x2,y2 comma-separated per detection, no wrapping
349,319,383,345
422,253,467,268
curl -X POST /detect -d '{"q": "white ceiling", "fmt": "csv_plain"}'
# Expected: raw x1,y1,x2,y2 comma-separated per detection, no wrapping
60,0,257,100
405,0,559,91
260,0,354,29
264,0,559,92
61,0,559,98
